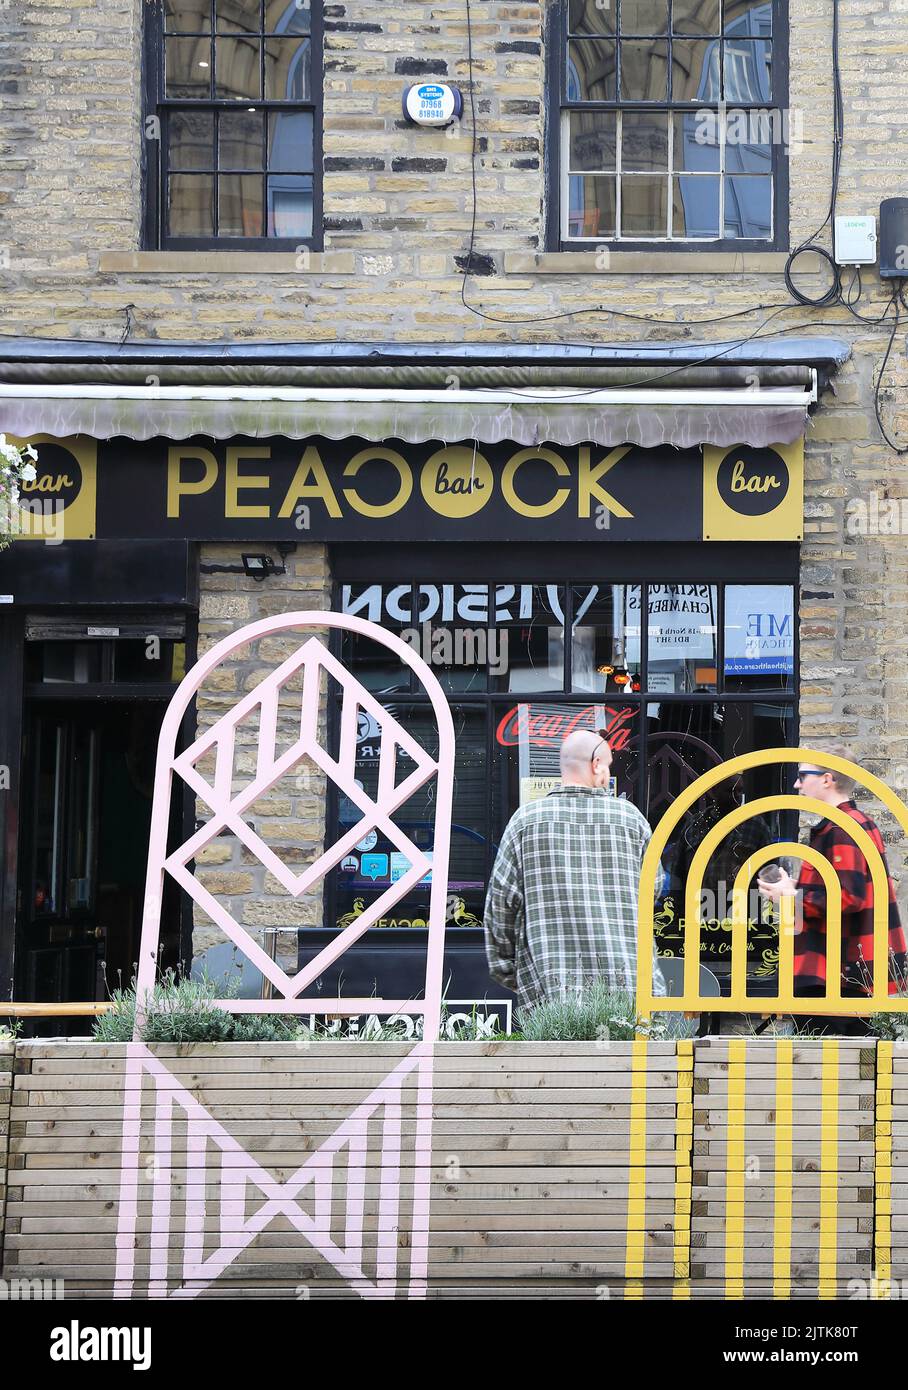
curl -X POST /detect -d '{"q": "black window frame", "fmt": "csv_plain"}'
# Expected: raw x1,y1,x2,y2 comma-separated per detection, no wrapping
143,0,324,251
545,0,790,252
324,552,800,938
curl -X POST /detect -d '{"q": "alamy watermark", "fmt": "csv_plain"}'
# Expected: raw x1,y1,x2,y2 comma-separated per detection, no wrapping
400,621,508,676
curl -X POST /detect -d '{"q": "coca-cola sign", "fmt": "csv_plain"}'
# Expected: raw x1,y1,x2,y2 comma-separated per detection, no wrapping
496,704,634,749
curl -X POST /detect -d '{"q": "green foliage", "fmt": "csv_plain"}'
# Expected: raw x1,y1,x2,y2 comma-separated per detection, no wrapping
92,972,306,1044
516,982,667,1043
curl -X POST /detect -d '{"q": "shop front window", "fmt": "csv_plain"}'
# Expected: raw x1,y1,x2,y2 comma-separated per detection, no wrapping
330,577,797,978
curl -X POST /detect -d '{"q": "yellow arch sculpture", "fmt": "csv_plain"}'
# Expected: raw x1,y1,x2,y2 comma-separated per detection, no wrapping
637,747,908,1017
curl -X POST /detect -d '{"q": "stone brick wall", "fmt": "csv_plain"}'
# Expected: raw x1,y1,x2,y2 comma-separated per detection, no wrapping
194,543,331,974
1,0,908,895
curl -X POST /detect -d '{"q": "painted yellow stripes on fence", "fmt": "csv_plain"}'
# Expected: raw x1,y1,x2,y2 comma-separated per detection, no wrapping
875,1040,893,1295
818,1041,840,1299
624,1038,649,1297
673,1039,694,1299
724,1039,747,1299
773,1038,793,1300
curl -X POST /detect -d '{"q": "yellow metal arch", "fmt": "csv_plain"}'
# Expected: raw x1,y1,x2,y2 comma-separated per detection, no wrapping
637,747,906,1016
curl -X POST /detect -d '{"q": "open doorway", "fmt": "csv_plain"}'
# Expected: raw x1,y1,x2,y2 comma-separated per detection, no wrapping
15,631,188,1034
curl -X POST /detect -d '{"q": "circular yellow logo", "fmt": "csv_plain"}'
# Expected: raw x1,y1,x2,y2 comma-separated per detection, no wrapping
420,446,493,518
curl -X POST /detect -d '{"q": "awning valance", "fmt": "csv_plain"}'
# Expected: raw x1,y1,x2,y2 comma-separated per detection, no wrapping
0,383,814,449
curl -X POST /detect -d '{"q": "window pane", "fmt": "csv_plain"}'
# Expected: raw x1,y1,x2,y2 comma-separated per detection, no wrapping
265,35,311,99
673,109,720,171
620,0,669,34
340,583,415,692
168,173,214,236
266,0,310,34
569,0,616,34
724,109,773,173
724,174,772,238
268,109,313,171
621,110,668,170
165,36,213,98
498,586,565,693
649,702,792,981
566,174,616,237
723,38,772,100
332,707,488,938
724,585,794,689
165,0,212,32
671,37,720,99
219,109,263,168
267,174,313,236
724,0,772,36
645,584,718,691
672,0,720,33
619,39,669,99
571,584,642,693
169,110,214,169
672,174,719,236
216,108,261,168
495,700,639,805
566,38,617,101
219,172,264,235
215,36,261,98
215,0,260,32
567,110,617,171
620,174,668,235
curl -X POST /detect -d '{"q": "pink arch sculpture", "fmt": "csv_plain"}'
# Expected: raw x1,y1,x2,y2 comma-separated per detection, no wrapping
135,610,456,1038
115,612,456,1300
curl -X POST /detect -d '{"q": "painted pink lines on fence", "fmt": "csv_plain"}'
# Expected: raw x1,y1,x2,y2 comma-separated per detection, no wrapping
115,612,456,1298
114,1041,435,1299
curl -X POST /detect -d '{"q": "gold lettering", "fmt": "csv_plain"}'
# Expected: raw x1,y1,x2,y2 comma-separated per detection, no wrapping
731,459,781,494
577,446,633,519
225,446,271,518
278,445,342,519
343,448,412,518
501,448,570,518
166,446,218,518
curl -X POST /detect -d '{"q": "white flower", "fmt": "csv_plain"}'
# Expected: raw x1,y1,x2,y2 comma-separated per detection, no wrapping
25,445,37,461
19,462,36,482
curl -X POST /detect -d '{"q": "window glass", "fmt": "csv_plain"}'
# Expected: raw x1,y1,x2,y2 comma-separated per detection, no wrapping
332,706,488,934
168,173,215,236
724,584,794,690
154,0,318,245
567,110,617,171
619,39,669,99
340,583,415,693
568,0,617,35
166,0,212,33
571,584,642,693
650,700,793,985
642,583,718,692
566,38,617,101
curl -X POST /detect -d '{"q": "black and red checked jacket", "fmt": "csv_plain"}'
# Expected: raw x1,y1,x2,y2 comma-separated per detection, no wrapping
794,799,908,994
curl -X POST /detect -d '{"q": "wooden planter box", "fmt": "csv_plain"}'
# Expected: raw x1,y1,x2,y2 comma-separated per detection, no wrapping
0,1036,895,1299
1,1040,691,1300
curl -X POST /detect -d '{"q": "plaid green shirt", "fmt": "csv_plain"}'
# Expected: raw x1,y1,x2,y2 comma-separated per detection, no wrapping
484,786,666,1010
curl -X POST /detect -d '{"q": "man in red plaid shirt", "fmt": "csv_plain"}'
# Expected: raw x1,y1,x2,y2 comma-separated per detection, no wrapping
758,746,907,1035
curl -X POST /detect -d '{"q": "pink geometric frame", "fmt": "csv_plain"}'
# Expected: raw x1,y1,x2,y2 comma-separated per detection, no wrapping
134,611,456,1041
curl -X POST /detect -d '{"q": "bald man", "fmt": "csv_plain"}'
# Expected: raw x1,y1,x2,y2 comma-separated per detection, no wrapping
484,728,665,1011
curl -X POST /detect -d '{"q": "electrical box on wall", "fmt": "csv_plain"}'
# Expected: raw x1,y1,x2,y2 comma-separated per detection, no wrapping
879,198,908,277
834,216,878,266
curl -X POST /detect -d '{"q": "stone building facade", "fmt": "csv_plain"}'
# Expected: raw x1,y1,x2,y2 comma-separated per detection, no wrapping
1,0,907,1004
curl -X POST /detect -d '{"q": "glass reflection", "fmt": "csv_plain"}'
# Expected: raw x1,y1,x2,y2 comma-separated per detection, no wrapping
566,38,617,101
568,111,617,171
169,110,214,169
265,36,311,99
724,174,772,238
168,172,214,236
619,39,669,99
215,36,261,98
672,174,719,236
621,174,669,236
568,0,616,35
165,36,213,99
219,172,264,235
571,584,642,693
219,109,263,168
165,0,212,33
622,110,669,170
567,175,616,237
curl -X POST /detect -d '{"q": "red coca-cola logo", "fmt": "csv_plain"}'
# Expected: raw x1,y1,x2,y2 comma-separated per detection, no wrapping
495,704,634,749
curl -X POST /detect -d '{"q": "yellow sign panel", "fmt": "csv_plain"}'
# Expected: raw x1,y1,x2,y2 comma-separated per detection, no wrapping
702,440,803,541
9,434,97,541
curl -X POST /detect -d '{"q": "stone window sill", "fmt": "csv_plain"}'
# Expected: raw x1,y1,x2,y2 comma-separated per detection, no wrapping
504,250,793,275
98,251,356,274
